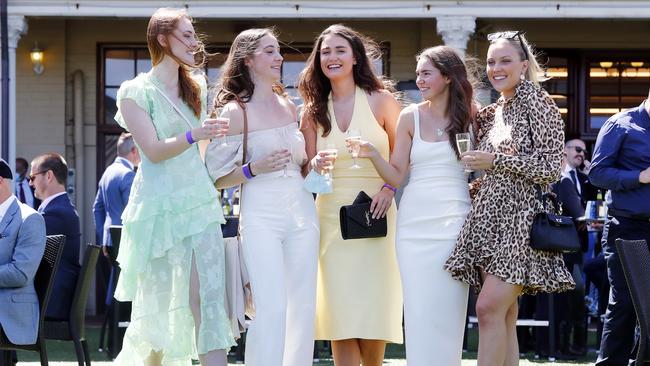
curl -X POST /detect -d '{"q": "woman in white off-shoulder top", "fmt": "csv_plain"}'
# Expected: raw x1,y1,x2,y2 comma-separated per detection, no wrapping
203,28,319,366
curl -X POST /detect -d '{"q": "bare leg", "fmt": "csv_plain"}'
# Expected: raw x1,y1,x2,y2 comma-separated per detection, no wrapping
358,339,386,366
190,252,227,366
475,274,522,366
504,300,520,366
332,339,361,366
144,350,163,366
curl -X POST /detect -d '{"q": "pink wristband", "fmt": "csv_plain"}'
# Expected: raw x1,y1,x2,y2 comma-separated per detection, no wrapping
185,130,195,145
382,183,397,193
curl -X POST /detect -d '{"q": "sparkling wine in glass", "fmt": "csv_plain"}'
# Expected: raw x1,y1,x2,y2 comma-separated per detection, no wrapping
346,129,362,169
456,132,473,172
322,143,338,185
211,106,230,147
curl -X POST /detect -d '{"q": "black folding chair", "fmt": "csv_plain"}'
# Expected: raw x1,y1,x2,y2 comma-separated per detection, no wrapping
0,234,66,366
44,244,101,366
616,239,650,366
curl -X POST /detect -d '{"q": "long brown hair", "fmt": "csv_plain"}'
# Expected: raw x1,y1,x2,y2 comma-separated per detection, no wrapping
214,28,286,108
417,46,474,159
298,24,389,137
146,8,206,118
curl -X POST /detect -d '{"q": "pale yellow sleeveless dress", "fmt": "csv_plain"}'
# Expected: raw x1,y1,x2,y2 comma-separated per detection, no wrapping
314,86,403,343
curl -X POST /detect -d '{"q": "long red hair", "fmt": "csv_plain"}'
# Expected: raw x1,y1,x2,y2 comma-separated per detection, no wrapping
146,8,205,118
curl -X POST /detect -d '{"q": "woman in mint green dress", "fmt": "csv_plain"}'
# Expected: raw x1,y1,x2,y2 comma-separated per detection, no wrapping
112,8,234,365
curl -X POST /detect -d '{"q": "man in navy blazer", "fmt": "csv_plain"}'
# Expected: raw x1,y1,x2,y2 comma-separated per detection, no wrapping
94,133,139,257
0,159,46,349
30,153,81,320
93,133,139,300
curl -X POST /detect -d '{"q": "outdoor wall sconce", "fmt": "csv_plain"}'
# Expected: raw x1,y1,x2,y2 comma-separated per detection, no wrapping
30,43,44,75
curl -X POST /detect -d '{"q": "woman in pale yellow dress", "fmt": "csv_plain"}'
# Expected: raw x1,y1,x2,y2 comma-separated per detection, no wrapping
298,24,403,366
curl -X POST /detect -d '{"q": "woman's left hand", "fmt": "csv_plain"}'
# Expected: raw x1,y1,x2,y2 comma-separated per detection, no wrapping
461,150,496,171
370,187,394,219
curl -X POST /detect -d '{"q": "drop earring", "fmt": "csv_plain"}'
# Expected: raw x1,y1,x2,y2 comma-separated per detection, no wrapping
520,74,525,81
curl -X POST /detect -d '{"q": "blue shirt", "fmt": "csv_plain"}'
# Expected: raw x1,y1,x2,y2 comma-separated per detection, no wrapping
589,100,650,218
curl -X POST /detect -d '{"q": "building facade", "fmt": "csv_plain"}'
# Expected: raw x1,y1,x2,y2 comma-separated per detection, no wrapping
2,0,650,312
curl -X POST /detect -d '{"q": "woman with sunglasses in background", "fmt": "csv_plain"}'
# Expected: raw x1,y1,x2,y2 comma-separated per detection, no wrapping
112,8,234,365
444,31,575,365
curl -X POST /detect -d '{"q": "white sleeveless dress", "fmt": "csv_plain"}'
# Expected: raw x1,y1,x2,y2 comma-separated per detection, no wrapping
396,106,470,365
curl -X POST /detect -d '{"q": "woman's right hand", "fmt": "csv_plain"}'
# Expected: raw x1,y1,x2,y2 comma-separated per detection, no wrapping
357,141,379,159
251,149,291,175
310,151,337,174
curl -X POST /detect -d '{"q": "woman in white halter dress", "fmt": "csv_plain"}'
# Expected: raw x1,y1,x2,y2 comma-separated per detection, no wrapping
357,46,473,365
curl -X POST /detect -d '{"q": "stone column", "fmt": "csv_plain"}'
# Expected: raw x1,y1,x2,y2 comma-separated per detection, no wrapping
436,16,476,58
0,15,28,176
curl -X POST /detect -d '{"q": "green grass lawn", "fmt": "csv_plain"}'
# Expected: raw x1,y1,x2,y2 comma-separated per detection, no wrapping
15,325,598,365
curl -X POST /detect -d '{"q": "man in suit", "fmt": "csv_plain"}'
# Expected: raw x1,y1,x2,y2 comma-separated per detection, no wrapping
29,153,81,320
551,138,600,356
93,133,138,356
94,132,139,258
14,158,40,210
0,159,46,365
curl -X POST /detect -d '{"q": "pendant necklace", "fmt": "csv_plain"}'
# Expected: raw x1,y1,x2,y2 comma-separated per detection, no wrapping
436,128,445,136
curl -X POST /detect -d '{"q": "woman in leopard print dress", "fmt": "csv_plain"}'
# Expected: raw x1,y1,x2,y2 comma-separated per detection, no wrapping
443,32,575,365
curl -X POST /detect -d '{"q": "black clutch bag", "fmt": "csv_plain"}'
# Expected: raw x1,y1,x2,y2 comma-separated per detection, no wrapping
339,191,387,240
529,188,580,253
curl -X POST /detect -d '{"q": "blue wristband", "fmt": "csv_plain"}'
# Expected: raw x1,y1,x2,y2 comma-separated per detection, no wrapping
242,163,255,179
382,183,397,193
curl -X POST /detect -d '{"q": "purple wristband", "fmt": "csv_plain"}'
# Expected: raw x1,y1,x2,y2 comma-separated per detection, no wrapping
185,130,195,145
382,183,397,193
242,163,254,179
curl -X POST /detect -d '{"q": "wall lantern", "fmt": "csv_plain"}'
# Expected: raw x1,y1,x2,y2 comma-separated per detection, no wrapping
30,43,44,75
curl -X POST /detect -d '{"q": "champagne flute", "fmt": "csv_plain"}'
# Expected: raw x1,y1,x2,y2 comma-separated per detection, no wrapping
345,129,362,169
322,143,338,185
210,106,230,147
456,132,473,172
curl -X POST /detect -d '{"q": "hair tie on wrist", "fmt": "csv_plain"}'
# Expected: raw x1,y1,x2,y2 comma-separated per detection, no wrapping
185,130,195,145
382,183,397,193
242,163,255,179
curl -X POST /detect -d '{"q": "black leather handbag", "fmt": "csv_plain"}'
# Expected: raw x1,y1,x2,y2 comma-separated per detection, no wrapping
339,191,387,240
529,187,581,253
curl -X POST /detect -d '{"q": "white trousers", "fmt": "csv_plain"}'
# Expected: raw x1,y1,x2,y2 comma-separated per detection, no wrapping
240,174,320,366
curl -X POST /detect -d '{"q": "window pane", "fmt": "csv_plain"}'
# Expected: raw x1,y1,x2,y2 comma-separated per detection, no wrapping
106,50,134,86
282,60,305,90
542,57,569,123
206,54,228,84
103,135,120,170
104,87,120,125
136,49,152,74
589,60,650,129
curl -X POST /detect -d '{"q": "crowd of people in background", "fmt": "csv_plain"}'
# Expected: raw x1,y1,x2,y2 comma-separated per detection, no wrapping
1,6,648,366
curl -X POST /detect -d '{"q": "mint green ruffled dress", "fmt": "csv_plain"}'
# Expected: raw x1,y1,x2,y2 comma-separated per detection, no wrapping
113,72,235,365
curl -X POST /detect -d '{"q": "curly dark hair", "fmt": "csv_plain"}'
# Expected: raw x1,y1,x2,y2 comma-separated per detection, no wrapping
297,24,391,137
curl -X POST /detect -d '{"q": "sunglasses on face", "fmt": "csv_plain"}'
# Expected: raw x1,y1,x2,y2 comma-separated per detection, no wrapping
567,146,588,154
28,170,48,182
487,31,529,61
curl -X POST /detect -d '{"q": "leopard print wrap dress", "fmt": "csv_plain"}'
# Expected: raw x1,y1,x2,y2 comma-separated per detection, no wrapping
444,80,575,295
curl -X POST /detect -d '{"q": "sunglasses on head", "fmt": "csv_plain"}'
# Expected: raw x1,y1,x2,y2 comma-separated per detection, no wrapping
487,31,529,61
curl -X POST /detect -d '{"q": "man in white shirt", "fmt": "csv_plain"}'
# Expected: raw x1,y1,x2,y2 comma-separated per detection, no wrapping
0,158,46,365
14,158,40,209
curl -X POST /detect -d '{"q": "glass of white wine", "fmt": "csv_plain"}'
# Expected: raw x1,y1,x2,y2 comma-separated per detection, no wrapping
322,143,338,185
455,132,473,172
345,129,362,169
210,106,230,147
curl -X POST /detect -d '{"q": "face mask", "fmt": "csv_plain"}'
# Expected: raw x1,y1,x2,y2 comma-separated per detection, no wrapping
303,169,333,194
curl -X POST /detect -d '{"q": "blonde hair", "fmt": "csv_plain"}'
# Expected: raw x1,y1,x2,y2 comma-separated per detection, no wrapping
489,31,547,86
